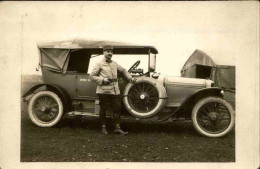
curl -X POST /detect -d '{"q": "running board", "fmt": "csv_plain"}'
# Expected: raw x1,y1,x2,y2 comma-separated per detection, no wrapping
66,111,188,121
66,111,132,120
67,111,99,117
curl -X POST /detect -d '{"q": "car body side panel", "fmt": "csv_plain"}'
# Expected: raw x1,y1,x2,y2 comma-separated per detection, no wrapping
165,85,204,107
42,67,77,98
164,76,206,107
42,67,129,99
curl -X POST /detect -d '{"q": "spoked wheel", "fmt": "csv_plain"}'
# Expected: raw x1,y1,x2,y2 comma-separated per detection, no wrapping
192,97,235,137
128,82,159,113
28,91,63,127
123,77,167,118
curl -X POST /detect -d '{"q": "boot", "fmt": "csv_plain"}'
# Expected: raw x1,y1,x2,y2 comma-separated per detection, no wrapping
102,125,108,135
114,124,128,135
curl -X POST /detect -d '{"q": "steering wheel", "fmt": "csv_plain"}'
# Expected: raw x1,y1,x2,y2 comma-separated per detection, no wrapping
128,60,140,72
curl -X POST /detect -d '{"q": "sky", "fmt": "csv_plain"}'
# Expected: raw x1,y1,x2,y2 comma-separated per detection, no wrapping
0,1,258,77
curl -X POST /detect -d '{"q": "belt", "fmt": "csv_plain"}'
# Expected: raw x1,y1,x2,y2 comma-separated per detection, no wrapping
108,79,118,82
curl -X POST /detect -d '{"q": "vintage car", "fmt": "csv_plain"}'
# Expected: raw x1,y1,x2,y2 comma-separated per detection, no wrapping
22,39,235,137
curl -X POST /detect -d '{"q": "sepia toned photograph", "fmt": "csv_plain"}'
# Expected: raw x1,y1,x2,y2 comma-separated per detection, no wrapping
0,1,259,169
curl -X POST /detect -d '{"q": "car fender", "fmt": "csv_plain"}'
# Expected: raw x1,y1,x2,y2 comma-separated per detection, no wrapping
158,87,223,122
22,83,71,111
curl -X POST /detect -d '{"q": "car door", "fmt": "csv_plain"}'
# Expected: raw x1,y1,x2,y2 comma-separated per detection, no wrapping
75,54,104,98
76,73,97,98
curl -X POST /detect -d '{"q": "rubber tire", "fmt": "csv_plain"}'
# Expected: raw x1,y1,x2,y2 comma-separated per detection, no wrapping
192,97,235,137
123,77,167,118
28,91,64,127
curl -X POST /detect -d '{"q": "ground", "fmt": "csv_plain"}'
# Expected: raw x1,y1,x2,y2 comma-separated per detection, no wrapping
20,75,235,162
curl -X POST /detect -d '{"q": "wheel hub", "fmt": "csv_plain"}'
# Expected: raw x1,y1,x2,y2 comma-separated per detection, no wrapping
208,112,218,121
41,106,52,114
140,93,148,100
140,94,145,99
41,107,46,112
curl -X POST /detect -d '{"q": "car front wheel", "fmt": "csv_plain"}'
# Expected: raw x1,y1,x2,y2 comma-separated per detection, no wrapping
192,97,235,137
28,91,64,127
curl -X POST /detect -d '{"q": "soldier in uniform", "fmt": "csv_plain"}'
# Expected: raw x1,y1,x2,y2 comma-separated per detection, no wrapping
90,45,135,135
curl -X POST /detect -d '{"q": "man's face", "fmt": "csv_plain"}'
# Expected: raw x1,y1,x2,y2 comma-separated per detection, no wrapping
104,50,113,61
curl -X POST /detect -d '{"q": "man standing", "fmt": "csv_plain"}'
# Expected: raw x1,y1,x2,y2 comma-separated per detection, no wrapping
90,45,134,135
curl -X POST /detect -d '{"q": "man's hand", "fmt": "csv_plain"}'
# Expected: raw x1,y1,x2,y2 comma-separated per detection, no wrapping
130,78,137,84
103,78,110,85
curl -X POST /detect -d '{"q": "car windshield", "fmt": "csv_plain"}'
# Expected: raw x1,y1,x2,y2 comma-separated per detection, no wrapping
88,54,149,74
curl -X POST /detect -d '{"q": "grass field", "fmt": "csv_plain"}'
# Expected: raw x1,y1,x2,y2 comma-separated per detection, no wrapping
21,74,235,162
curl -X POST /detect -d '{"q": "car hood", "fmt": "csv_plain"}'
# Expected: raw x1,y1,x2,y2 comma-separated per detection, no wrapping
157,75,213,88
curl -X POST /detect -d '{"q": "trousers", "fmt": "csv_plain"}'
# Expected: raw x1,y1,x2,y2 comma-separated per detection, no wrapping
98,94,121,126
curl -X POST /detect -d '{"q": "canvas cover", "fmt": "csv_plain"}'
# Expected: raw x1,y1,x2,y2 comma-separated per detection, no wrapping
181,65,197,78
181,49,235,90
211,66,235,90
37,39,158,53
38,39,158,72
40,48,70,72
181,49,216,72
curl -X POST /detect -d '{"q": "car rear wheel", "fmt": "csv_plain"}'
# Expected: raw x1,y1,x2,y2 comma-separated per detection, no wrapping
123,77,167,118
28,91,63,127
192,97,235,137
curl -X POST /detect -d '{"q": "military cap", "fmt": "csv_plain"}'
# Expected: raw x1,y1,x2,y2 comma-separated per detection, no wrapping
103,45,113,52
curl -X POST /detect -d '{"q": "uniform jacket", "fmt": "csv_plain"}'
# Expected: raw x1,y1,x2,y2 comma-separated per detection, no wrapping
90,58,132,95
